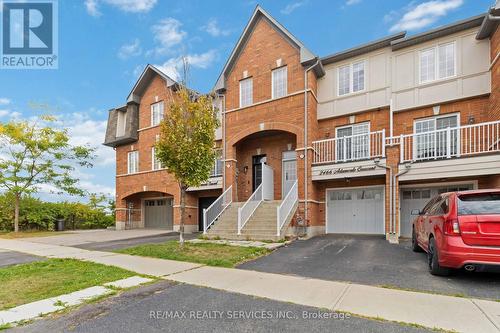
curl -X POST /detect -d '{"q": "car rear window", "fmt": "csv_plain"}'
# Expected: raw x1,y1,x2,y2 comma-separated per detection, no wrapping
457,193,500,215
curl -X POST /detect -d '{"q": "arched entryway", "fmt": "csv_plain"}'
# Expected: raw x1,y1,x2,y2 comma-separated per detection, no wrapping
231,130,298,202
122,191,174,229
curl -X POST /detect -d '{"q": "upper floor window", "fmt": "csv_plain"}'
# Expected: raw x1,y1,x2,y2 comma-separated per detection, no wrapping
239,77,253,108
335,122,370,161
152,147,162,171
419,42,455,84
128,151,139,174
414,114,459,160
151,101,164,127
116,111,127,137
211,149,223,177
272,66,287,99
338,61,365,96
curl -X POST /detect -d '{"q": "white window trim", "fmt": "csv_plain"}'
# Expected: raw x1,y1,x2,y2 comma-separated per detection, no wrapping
150,101,164,127
271,66,288,99
239,77,253,108
413,113,460,133
151,147,162,171
418,41,457,85
335,121,371,136
128,151,139,174
337,60,366,97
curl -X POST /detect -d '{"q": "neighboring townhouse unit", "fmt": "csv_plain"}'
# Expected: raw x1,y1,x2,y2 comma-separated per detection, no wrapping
104,3,500,242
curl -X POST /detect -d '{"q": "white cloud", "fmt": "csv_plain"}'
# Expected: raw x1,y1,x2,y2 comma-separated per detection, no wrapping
84,0,101,17
0,110,9,117
118,38,142,59
0,98,11,105
281,1,307,15
155,50,218,81
63,112,115,167
85,0,157,16
346,0,362,5
201,18,231,37
150,18,187,56
389,0,464,32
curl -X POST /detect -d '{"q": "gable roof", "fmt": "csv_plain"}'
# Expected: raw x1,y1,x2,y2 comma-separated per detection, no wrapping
127,64,177,103
214,5,322,92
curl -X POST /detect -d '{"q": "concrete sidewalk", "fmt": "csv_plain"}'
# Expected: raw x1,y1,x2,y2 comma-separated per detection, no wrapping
1,238,499,333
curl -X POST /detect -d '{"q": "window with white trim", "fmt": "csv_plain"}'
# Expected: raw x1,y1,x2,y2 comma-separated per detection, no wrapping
272,66,287,99
414,114,459,160
127,151,139,174
152,147,162,170
335,122,370,161
419,42,455,84
239,77,253,107
151,101,164,127
338,61,365,96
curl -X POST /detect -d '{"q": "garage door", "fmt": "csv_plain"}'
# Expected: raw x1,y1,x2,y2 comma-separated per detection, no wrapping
144,199,173,229
326,187,384,234
400,184,473,238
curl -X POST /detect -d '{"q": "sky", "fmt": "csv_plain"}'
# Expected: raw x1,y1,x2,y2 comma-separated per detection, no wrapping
0,0,494,202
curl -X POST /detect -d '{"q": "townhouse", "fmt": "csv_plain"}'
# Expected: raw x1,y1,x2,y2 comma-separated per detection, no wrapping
104,3,500,242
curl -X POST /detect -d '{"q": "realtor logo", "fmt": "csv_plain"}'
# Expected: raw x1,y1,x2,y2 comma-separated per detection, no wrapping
1,0,58,69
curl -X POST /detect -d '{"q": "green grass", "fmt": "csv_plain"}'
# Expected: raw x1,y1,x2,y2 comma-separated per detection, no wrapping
0,259,135,310
116,240,271,267
0,231,72,239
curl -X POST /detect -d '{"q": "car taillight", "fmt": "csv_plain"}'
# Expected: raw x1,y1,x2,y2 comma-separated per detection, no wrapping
444,218,460,235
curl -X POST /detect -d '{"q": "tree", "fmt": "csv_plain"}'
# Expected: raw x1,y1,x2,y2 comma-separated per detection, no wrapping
155,85,219,244
0,115,94,232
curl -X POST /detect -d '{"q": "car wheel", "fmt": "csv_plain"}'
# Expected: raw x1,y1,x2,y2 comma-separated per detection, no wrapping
411,227,423,252
428,237,450,276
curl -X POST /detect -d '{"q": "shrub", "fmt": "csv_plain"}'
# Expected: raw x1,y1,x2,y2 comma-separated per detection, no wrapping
0,194,114,232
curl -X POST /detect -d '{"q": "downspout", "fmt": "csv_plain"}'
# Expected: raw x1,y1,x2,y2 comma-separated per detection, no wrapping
389,99,394,140
220,93,226,191
374,160,392,235
304,58,320,227
393,163,412,237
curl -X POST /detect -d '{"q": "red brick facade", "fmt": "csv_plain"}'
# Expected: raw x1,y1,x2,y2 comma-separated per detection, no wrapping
109,8,499,240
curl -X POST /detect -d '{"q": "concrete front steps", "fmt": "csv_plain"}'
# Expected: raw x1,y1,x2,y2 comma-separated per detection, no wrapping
206,200,296,242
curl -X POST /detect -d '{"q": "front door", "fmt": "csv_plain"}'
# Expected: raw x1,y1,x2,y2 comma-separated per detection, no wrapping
282,151,297,197
198,197,218,231
252,155,266,192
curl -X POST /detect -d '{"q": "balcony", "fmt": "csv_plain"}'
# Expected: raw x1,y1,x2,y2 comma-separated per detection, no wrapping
400,120,500,162
398,120,500,182
311,130,386,181
312,130,386,165
187,150,224,192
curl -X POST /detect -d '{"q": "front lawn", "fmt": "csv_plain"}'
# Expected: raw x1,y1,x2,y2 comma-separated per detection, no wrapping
0,231,71,239
116,241,271,268
0,259,135,310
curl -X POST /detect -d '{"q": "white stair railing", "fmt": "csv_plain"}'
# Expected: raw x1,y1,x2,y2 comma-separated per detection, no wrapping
203,185,232,234
276,180,298,236
237,183,263,235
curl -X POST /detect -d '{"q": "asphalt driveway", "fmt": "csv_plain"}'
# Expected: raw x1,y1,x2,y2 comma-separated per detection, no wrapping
238,234,500,300
0,249,44,268
13,281,430,333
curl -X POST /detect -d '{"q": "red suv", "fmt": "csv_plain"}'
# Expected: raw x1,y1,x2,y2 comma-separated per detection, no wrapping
411,189,500,276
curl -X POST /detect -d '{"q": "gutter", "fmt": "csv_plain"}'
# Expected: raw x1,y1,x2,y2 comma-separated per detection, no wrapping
304,58,320,227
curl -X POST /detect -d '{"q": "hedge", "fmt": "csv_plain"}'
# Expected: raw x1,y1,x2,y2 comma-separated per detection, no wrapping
0,194,115,231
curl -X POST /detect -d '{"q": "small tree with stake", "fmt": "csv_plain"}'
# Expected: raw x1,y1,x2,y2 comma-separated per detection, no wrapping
0,115,94,232
155,67,219,245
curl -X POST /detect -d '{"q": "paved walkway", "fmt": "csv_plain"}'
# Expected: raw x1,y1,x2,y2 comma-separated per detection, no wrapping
1,238,499,333
23,229,177,246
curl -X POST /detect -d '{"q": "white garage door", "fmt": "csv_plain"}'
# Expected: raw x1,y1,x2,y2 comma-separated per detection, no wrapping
326,187,384,234
400,184,473,238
